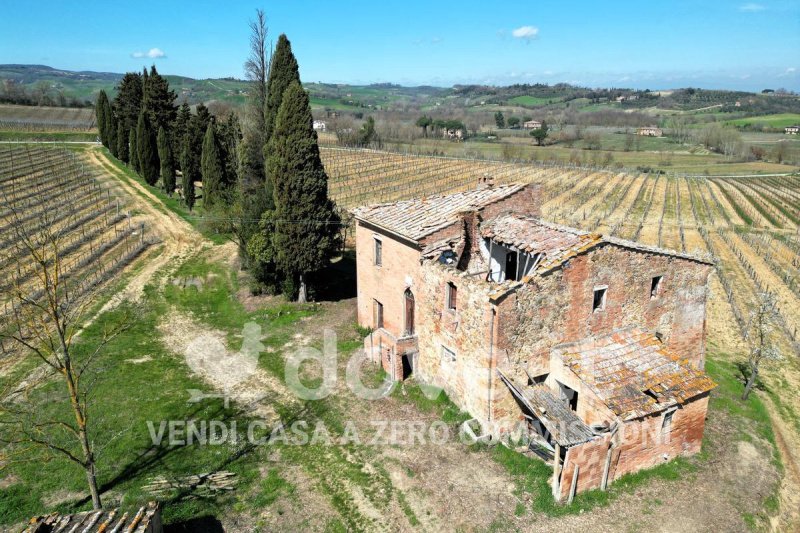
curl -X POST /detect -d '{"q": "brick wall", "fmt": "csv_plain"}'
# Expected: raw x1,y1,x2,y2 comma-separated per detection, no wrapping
355,221,423,337
496,244,711,372
557,393,709,499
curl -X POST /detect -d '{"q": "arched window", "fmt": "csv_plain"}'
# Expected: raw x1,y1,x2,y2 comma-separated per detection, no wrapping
404,288,415,336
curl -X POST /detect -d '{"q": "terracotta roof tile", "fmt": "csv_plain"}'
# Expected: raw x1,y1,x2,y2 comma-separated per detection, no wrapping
552,327,716,420
352,184,525,241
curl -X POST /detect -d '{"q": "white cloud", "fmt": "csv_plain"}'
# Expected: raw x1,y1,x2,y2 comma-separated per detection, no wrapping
739,3,765,12
131,48,166,59
511,26,539,41
777,67,796,77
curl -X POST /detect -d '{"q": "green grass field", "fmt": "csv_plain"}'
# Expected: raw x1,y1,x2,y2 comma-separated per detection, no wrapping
727,113,800,129
508,95,557,107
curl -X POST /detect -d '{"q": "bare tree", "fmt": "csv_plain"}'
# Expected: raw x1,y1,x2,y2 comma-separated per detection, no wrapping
0,192,131,509
243,8,270,140
741,292,783,400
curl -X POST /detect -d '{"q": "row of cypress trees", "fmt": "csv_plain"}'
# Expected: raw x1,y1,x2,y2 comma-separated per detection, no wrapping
95,67,238,211
94,32,340,302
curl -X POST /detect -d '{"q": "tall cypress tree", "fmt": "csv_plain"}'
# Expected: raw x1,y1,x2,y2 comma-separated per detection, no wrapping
117,120,129,163
181,134,197,211
114,72,143,135
129,128,140,172
268,81,341,302
172,103,191,170
264,34,300,146
104,99,117,157
136,111,159,185
201,123,225,208
157,126,175,195
95,91,109,146
143,65,177,130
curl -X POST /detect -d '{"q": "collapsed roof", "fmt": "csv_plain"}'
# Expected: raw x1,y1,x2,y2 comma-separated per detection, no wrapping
552,327,716,420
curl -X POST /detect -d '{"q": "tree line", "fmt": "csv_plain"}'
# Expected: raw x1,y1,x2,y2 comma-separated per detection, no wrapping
94,12,340,302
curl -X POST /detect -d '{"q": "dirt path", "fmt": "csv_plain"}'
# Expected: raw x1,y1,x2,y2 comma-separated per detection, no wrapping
84,147,205,312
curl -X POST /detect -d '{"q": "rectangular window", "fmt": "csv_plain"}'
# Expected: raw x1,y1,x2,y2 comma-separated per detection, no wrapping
447,282,457,311
592,286,607,312
441,345,456,362
650,275,663,299
373,299,384,329
373,238,382,266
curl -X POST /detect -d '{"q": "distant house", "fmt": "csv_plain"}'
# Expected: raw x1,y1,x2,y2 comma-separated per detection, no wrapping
637,126,663,137
785,125,800,135
523,120,542,130
616,95,638,103
313,120,327,132
442,128,465,140
734,101,742,107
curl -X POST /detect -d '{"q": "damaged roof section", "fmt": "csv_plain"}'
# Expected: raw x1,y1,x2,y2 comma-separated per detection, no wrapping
498,369,596,447
482,214,602,274
552,327,716,420
352,184,524,242
482,213,712,276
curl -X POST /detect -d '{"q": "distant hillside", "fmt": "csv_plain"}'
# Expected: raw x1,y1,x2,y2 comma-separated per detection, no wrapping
1,64,798,119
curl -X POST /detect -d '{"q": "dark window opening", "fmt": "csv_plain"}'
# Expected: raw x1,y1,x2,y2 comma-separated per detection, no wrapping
447,282,457,311
593,287,607,312
650,275,663,299
505,251,518,281
374,238,382,266
644,389,659,402
373,299,384,329
529,373,549,385
557,381,579,412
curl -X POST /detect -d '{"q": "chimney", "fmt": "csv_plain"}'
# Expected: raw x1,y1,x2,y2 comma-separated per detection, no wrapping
457,209,486,272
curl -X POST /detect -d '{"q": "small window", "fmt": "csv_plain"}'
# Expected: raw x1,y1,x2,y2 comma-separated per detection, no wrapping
662,410,674,434
447,282,457,311
373,238,382,266
373,299,384,329
441,345,456,362
650,275,663,299
592,286,607,312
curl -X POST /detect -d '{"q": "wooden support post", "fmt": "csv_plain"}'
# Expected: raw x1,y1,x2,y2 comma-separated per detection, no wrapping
568,464,579,505
601,445,613,491
551,443,561,500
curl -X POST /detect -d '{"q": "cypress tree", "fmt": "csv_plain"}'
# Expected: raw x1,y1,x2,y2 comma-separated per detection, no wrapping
117,120,129,163
172,103,191,170
268,81,341,302
95,91,108,146
264,34,300,146
104,100,117,157
114,72,143,135
201,123,225,208
137,111,159,185
129,128,140,172
157,126,175,195
181,134,197,211
143,65,177,129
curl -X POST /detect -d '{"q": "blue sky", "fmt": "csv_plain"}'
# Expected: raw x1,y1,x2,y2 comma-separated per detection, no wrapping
1,0,798,91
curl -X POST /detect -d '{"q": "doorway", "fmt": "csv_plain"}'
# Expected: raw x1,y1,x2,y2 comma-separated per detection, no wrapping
505,251,518,281
401,353,414,379
404,288,415,336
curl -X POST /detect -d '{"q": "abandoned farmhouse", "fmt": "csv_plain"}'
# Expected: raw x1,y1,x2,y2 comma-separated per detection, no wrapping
353,182,716,499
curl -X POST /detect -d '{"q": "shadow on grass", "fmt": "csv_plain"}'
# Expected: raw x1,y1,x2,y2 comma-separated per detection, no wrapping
311,250,356,302
165,515,225,533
